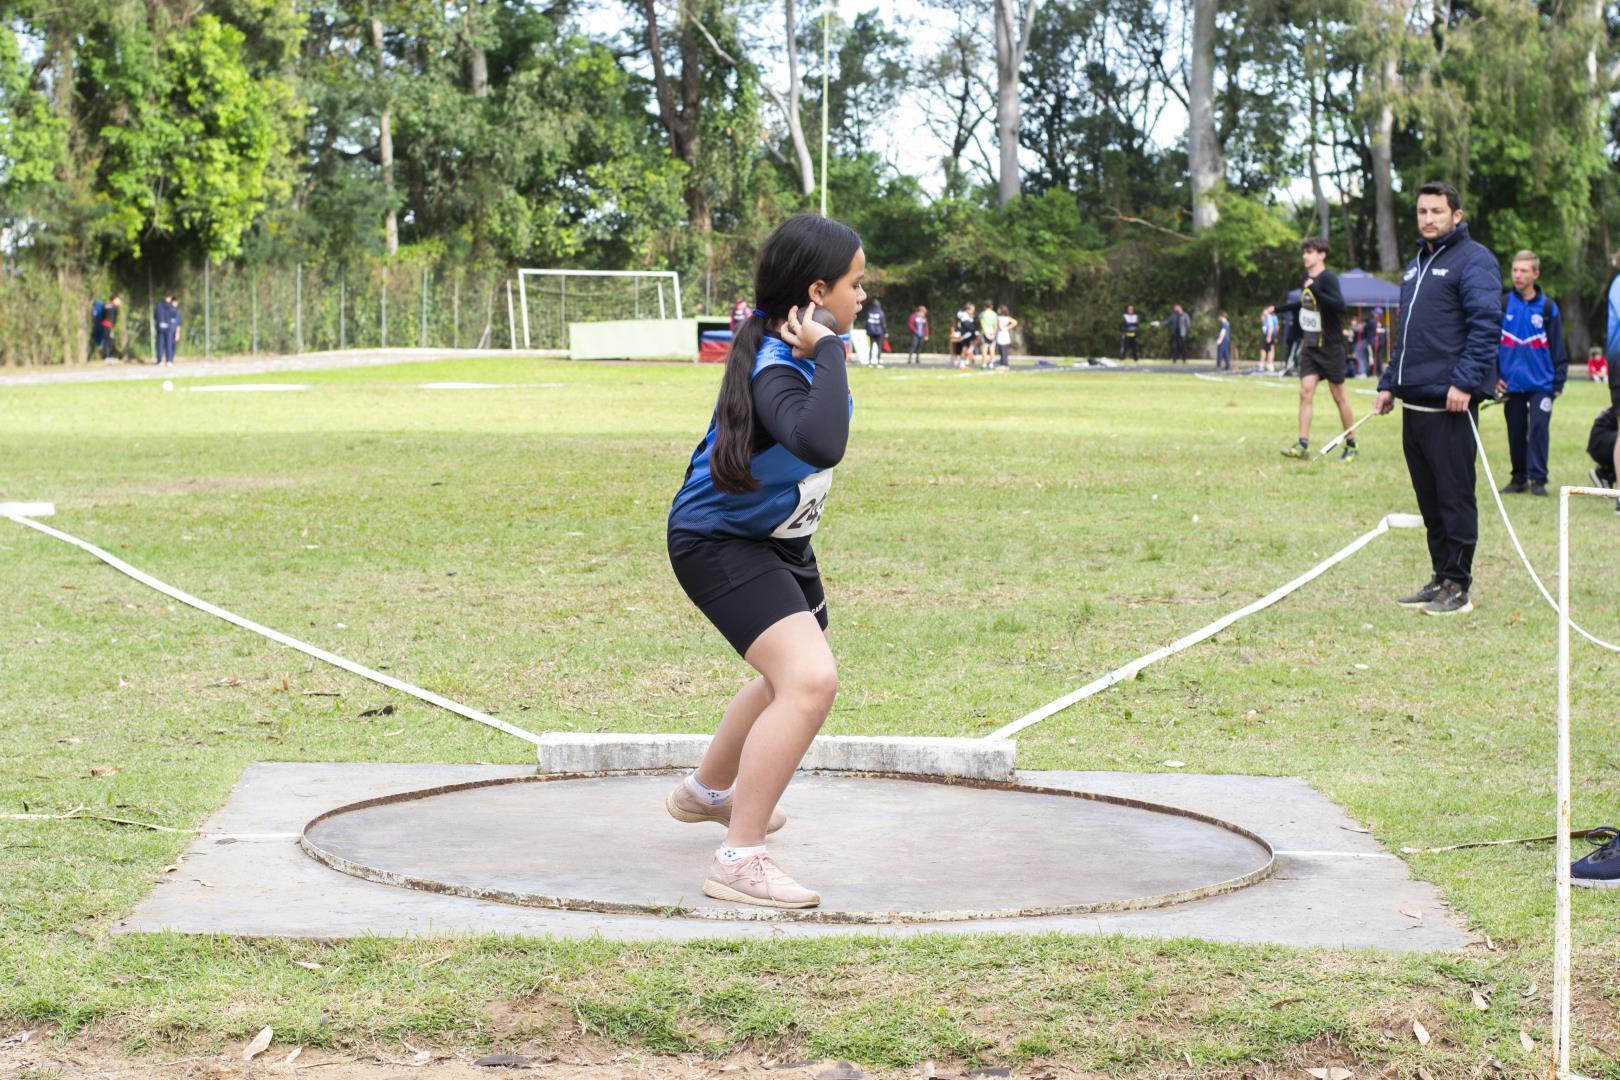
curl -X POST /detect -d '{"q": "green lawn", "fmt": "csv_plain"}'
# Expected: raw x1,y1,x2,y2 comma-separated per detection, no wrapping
2,357,1617,1076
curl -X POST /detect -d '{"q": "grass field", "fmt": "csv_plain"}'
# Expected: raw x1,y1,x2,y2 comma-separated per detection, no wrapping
2,356,1618,1077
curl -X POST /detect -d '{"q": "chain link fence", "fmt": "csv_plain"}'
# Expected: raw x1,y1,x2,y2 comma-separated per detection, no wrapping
1,257,523,365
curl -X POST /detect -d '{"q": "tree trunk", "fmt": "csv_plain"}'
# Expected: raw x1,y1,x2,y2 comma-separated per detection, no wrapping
370,15,398,256
1306,32,1329,242
1370,53,1400,272
1187,0,1222,232
783,0,815,197
992,0,1038,206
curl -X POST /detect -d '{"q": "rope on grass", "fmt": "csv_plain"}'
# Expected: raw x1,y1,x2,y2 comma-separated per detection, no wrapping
2,807,198,833
988,511,1425,741
2,510,546,747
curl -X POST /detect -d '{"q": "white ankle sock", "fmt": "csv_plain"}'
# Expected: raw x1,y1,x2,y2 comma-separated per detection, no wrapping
717,844,767,865
686,774,734,805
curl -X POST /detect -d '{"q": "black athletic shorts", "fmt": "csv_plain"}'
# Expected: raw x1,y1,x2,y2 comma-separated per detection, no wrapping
668,533,828,656
1298,342,1347,384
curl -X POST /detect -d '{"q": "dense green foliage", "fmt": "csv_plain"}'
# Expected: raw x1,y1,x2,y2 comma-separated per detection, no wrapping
1,0,1616,363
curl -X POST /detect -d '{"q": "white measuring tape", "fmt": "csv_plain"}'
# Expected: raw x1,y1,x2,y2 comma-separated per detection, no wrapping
2,508,545,746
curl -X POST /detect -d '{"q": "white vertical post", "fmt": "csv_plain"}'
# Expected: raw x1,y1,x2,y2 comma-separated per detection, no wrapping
295,263,303,353
1553,485,1573,1080
671,272,683,318
381,279,389,348
657,281,666,320
820,0,830,216
517,274,530,349
506,280,517,351
421,266,429,346
561,273,567,329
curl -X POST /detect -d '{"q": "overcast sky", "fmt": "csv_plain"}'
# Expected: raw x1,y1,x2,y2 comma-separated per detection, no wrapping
580,0,1340,212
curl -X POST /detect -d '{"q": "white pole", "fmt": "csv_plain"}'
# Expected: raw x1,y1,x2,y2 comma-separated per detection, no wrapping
1553,485,1573,1079
518,273,531,349
820,0,830,216
657,281,667,320
506,280,517,351
672,272,684,318
295,263,303,353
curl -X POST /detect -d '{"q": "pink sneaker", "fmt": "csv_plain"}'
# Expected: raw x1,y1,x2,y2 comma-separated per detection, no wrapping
665,781,786,833
703,852,820,909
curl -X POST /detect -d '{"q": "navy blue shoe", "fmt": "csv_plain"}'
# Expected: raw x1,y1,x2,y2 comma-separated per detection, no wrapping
1571,826,1620,889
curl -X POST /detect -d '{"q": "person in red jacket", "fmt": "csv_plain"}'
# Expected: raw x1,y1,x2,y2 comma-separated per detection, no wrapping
906,306,928,364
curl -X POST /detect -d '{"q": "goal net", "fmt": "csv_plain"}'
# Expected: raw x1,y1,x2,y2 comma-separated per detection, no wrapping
515,269,684,350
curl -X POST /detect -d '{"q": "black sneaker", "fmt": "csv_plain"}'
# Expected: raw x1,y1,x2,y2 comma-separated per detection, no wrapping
1281,440,1309,459
1572,827,1620,889
1421,580,1473,616
1589,466,1617,490
1529,482,1549,497
1340,442,1358,462
1499,479,1529,494
1396,578,1444,608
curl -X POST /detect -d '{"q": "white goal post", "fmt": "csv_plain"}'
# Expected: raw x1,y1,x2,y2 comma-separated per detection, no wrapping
514,269,683,350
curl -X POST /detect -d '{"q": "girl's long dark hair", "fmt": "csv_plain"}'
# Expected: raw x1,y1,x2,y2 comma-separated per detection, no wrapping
710,214,862,495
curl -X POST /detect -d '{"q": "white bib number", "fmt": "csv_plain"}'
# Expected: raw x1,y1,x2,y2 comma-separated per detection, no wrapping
1299,308,1322,333
771,470,833,539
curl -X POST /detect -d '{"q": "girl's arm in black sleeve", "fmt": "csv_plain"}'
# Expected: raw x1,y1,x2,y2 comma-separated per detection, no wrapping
751,335,851,469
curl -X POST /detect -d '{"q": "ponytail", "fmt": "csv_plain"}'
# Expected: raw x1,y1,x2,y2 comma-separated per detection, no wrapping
709,213,863,496
711,313,766,494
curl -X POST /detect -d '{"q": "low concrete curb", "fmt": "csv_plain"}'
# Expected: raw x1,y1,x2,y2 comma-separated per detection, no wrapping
535,733,1017,781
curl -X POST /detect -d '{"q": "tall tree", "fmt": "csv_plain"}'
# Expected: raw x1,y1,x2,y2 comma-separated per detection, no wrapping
1187,0,1223,232
368,10,398,255
992,0,1039,205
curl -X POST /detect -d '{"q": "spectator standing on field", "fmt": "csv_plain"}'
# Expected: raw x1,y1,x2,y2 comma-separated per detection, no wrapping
978,301,999,369
95,295,122,361
1259,306,1279,371
906,305,928,364
1495,250,1567,497
863,299,887,366
729,297,751,333
994,305,1017,368
954,302,977,369
1373,180,1501,617
1165,305,1190,363
154,294,181,366
1214,312,1232,370
1120,304,1141,362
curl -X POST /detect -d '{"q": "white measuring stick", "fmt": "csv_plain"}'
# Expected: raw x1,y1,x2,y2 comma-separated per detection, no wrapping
3,510,544,747
988,512,1423,741
1314,410,1380,458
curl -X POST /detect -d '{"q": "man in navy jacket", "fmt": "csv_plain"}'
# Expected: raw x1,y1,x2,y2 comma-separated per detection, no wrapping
1374,181,1501,616
1495,250,1567,497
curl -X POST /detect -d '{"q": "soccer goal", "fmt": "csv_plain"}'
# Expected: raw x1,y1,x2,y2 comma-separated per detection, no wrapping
514,269,683,350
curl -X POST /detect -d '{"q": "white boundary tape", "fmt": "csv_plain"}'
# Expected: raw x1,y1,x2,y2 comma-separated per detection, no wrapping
987,512,1424,741
2,508,544,747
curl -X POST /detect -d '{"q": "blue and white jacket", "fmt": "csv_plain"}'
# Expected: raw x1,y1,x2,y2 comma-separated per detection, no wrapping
1498,288,1566,395
1378,221,1501,402
668,335,851,542
1606,271,1620,367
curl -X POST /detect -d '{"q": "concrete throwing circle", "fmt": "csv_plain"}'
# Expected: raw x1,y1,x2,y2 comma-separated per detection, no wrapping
301,772,1275,923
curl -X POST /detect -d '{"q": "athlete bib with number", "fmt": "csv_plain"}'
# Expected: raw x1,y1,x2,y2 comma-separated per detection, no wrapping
668,336,851,542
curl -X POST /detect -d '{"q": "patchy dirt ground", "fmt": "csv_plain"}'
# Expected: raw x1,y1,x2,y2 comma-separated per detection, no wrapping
0,1028,1116,1080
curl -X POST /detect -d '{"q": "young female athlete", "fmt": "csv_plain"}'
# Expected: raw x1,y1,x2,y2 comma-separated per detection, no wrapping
664,214,865,909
